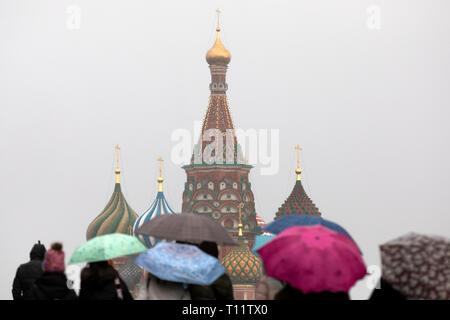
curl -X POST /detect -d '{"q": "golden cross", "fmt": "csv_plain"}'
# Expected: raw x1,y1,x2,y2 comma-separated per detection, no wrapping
115,145,120,169
157,157,163,177
295,144,302,169
216,8,221,30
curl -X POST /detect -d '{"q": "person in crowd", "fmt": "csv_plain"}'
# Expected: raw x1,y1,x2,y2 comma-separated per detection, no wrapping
369,278,406,300
255,268,284,300
188,241,234,300
12,241,46,300
29,242,77,300
275,283,350,300
136,271,191,300
79,260,133,300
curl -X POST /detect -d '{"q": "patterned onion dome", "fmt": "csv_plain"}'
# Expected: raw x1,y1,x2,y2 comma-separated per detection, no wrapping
133,159,176,248
275,180,321,218
222,240,262,285
86,166,138,240
118,256,144,293
275,150,321,218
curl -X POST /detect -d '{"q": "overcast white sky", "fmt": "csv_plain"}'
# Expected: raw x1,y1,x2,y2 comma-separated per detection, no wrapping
1,0,449,300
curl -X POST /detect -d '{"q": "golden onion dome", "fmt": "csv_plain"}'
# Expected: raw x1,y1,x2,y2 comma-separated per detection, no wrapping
221,240,262,284
206,27,231,66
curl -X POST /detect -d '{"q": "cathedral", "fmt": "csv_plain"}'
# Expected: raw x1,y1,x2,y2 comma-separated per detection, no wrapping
85,12,321,300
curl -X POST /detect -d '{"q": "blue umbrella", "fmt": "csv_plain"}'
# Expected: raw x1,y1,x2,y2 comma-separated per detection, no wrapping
251,234,275,258
135,242,225,286
263,214,361,253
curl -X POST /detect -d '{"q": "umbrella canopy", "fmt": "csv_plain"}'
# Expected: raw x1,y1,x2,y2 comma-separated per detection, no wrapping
258,225,366,293
380,232,450,300
135,212,238,246
135,242,225,285
69,233,147,264
263,214,362,254
264,214,354,241
251,234,275,258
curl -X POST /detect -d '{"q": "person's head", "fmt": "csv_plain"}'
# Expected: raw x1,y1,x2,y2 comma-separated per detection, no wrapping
42,242,65,273
198,241,219,259
275,283,349,300
87,260,113,270
29,240,46,261
82,260,118,281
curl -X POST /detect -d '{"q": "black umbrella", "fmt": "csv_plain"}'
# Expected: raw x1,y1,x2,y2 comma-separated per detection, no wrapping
135,213,238,246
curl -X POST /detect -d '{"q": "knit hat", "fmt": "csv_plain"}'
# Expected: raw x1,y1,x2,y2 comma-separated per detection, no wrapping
29,240,46,261
42,242,65,272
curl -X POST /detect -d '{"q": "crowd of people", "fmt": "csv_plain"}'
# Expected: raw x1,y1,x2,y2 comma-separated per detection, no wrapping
11,239,409,301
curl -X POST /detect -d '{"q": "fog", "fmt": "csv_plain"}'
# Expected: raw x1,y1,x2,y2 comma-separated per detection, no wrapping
1,0,449,299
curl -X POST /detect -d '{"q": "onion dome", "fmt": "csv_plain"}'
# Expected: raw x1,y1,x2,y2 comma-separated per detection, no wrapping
275,146,321,218
222,204,262,284
86,145,138,240
133,157,176,248
206,10,231,66
117,256,144,293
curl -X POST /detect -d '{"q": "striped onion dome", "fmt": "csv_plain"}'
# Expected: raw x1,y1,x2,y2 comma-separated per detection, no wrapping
86,167,138,240
133,162,176,248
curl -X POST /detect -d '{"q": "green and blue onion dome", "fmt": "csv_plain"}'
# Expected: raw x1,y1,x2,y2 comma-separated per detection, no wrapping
86,159,138,240
133,158,176,248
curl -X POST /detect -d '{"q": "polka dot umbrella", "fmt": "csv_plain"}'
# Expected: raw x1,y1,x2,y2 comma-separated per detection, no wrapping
69,233,147,264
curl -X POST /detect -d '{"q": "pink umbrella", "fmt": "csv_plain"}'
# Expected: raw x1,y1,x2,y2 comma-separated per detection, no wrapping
257,225,367,293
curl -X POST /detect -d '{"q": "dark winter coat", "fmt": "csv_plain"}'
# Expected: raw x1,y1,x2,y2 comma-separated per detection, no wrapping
275,284,350,300
189,273,234,300
369,278,406,300
30,272,77,300
79,262,133,300
12,243,46,300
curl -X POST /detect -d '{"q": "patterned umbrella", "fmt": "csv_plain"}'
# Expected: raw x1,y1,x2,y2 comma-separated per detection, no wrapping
69,233,147,264
380,232,450,300
258,225,366,293
135,242,225,285
135,212,238,246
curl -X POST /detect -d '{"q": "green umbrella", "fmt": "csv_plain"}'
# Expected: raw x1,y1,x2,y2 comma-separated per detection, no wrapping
69,233,147,264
